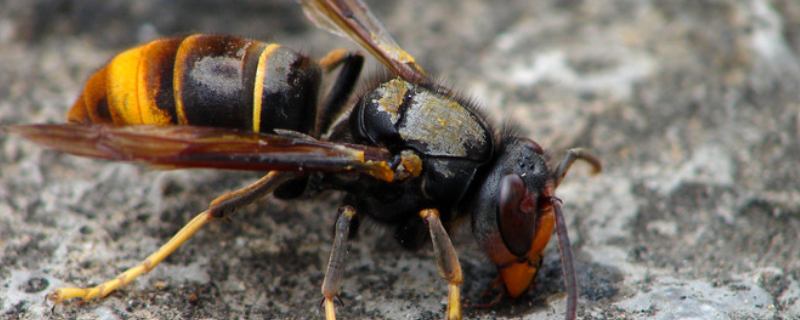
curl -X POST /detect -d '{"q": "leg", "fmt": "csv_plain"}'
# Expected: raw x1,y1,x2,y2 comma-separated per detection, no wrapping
48,171,295,304
320,205,357,320
468,275,503,309
316,49,364,137
420,208,463,320
207,171,297,218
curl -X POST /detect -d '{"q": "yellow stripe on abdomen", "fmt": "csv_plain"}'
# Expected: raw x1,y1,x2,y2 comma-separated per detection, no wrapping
107,45,145,124
252,43,282,133
136,39,179,125
173,35,202,126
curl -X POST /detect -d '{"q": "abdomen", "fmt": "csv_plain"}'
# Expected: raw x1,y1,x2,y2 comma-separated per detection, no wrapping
67,34,322,134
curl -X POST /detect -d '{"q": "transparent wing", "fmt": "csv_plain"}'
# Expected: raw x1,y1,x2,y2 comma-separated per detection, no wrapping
298,0,427,83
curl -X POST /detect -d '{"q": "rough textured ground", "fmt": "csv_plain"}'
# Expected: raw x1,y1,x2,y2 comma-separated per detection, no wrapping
2,0,799,319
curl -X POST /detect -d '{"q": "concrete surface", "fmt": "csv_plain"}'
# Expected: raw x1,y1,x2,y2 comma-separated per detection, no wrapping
2,0,799,319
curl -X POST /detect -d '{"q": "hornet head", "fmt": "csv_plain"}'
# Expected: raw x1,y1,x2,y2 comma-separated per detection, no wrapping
469,136,601,298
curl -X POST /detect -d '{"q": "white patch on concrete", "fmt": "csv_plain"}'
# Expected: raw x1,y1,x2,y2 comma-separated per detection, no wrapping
780,274,800,317
745,0,800,80
560,173,638,244
0,270,69,316
93,306,122,320
483,39,656,100
644,144,734,196
587,245,654,285
646,220,679,237
145,257,211,287
616,273,777,320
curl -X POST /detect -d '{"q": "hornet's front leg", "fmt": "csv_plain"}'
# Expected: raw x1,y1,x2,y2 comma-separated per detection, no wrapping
420,208,463,320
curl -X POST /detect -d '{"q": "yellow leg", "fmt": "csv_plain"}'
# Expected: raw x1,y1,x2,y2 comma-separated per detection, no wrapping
420,209,463,320
323,297,337,320
448,284,462,320
48,171,295,304
320,206,356,320
48,209,216,303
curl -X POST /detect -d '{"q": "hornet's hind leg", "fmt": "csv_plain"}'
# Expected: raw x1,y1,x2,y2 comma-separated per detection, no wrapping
48,171,296,305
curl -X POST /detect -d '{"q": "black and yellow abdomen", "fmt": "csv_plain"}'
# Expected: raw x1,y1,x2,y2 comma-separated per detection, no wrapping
67,34,322,134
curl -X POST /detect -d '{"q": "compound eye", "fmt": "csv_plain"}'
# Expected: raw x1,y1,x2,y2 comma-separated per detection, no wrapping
497,174,537,257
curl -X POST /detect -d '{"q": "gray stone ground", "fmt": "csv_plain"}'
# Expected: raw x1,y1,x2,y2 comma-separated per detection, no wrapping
2,0,799,319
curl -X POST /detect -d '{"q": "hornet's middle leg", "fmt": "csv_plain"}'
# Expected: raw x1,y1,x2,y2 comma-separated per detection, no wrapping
320,205,357,320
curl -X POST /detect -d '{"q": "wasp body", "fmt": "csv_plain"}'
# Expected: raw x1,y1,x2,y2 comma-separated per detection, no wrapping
7,1,602,320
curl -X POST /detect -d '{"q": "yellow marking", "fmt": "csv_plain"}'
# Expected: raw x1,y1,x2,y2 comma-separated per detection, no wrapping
365,161,393,182
324,297,337,320
318,49,349,73
252,44,282,133
419,208,437,219
437,117,447,127
374,41,426,77
375,79,409,124
447,283,462,320
138,39,174,125
68,67,108,124
107,46,146,124
174,36,202,125
400,152,423,178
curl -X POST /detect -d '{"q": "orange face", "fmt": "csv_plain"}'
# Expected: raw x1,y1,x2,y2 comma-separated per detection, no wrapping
470,147,559,298
497,206,554,297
